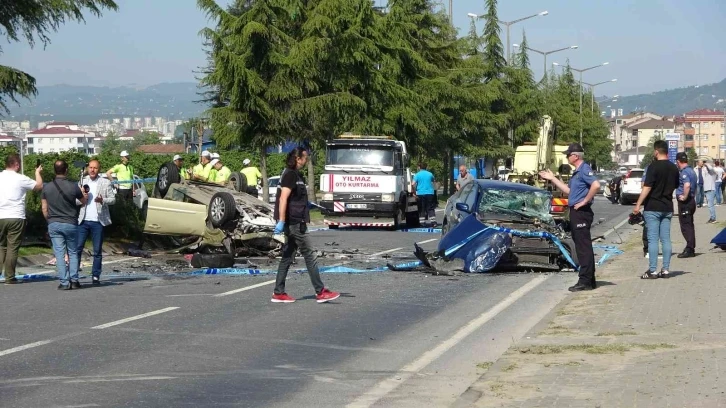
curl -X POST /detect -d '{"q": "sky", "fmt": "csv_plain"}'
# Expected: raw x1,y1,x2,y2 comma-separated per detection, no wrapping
3,0,725,97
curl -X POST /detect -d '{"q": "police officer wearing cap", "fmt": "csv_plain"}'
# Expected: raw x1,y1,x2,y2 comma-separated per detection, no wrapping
539,143,600,292
675,152,697,258
192,151,213,181
173,154,189,180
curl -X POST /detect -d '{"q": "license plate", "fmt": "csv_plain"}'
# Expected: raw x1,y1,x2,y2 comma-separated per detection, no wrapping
346,204,367,209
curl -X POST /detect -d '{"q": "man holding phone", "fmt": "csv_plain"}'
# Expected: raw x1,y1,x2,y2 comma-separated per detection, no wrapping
76,160,116,285
1,154,43,284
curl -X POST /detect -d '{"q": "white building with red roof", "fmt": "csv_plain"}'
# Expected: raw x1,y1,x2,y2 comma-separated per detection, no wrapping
26,121,97,155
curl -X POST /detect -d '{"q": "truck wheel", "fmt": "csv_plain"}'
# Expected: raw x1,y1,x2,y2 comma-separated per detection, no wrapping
228,171,248,193
405,211,420,228
209,192,237,228
156,162,181,199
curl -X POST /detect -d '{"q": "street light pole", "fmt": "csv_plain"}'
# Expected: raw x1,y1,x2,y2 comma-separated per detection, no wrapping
469,11,548,65
515,45,578,80
583,79,618,112
553,61,610,146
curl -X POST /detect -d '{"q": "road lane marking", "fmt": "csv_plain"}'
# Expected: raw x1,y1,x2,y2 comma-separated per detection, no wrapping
416,238,438,245
0,340,54,358
601,215,632,239
91,307,179,329
213,279,275,297
346,275,549,408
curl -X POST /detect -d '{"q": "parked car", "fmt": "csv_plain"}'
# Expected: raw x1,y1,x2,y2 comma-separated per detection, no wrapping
618,168,644,205
257,176,280,204
597,171,617,193
104,173,149,214
441,179,577,271
618,166,628,175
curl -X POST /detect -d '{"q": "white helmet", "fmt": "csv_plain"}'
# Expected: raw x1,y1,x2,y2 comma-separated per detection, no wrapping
243,158,251,165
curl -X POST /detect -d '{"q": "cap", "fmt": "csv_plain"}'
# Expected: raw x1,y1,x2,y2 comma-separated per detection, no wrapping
201,150,211,157
173,154,183,161
243,158,251,165
120,150,129,157
211,152,220,159
210,159,220,166
563,143,584,155
676,152,688,163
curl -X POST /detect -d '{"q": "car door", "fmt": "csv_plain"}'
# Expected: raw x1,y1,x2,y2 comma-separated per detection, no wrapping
143,198,208,236
450,182,476,229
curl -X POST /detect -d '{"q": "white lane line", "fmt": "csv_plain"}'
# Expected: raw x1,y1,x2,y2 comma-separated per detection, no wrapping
101,258,136,266
346,275,549,408
91,307,179,329
213,279,275,297
372,247,404,256
165,294,215,297
601,215,632,239
0,340,54,358
416,238,438,245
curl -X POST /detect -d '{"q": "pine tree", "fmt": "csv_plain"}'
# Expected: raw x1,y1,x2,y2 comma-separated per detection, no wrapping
0,0,118,114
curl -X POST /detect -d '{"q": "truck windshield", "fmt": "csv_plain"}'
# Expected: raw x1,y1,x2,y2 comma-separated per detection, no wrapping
326,146,394,167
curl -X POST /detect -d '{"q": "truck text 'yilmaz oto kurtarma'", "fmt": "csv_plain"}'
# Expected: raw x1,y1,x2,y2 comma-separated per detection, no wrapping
319,134,420,229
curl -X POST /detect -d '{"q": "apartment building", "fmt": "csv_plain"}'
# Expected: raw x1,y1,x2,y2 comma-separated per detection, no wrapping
25,121,97,155
683,108,726,159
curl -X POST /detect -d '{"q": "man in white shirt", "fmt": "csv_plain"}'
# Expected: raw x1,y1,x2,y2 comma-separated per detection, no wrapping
0,154,43,284
714,160,725,205
76,159,116,285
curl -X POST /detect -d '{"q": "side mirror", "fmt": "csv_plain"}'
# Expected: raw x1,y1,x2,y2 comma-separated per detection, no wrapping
455,202,470,213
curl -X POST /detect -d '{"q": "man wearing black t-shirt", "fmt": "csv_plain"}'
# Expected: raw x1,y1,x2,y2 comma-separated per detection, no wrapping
634,140,680,279
271,147,340,304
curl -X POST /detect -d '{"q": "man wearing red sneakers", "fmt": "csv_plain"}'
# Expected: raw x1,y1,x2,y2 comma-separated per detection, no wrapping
271,147,340,303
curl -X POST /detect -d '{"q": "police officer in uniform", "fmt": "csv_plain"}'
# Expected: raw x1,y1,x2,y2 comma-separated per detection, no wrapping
675,152,697,258
271,147,340,304
539,143,600,292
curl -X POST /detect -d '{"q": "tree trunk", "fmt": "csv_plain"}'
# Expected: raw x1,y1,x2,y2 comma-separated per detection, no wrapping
307,145,316,203
442,149,449,196
260,145,269,203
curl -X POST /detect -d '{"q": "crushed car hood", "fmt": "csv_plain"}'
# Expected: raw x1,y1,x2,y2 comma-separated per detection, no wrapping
437,214,578,273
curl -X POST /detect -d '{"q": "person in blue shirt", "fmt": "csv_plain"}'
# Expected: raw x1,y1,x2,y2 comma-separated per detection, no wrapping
413,162,436,224
539,143,600,292
675,152,697,258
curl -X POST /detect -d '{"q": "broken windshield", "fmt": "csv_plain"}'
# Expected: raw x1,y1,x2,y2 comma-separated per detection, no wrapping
478,188,553,223
326,146,394,167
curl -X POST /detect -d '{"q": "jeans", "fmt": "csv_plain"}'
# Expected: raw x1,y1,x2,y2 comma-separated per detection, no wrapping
275,222,325,295
696,185,704,207
717,182,723,205
417,194,436,220
0,218,25,280
643,211,673,273
48,222,80,285
705,190,716,220
77,221,104,278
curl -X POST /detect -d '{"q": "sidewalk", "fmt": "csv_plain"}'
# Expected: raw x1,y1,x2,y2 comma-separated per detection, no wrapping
457,205,726,407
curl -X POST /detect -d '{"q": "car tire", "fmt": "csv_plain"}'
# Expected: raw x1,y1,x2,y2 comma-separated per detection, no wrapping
209,192,237,228
156,162,181,199
561,239,579,268
228,171,248,193
190,253,235,268
405,210,421,228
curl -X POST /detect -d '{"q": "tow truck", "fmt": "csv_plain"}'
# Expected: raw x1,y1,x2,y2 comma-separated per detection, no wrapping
506,115,574,225
318,134,420,229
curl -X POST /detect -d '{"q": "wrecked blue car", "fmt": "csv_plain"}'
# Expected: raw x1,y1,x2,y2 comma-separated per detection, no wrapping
389,180,578,273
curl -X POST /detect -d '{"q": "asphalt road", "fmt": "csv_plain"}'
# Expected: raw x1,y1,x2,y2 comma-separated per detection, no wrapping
0,198,633,408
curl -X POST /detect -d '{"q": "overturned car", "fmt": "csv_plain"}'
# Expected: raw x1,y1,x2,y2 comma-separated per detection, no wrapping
143,162,284,257
424,180,578,273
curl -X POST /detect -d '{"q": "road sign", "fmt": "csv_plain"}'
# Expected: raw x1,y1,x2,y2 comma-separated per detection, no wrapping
665,133,680,141
667,140,678,163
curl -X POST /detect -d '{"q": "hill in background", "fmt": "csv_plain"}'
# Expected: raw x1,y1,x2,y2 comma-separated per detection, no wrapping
603,78,726,116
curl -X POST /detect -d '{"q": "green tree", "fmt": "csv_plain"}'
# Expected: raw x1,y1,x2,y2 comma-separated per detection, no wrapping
639,132,665,168
0,0,118,114
197,0,296,202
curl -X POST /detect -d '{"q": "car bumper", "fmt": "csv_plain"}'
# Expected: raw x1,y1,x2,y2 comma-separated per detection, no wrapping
319,200,398,217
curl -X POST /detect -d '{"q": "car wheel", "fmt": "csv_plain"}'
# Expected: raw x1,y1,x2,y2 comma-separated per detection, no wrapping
209,192,237,228
405,210,421,228
156,162,181,199
190,253,235,268
228,171,248,193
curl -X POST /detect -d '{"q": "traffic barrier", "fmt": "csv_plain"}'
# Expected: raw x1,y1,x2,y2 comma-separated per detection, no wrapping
190,264,390,276
308,227,441,234
593,244,624,266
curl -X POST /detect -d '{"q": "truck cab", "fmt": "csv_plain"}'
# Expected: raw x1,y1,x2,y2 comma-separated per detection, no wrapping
319,135,420,229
